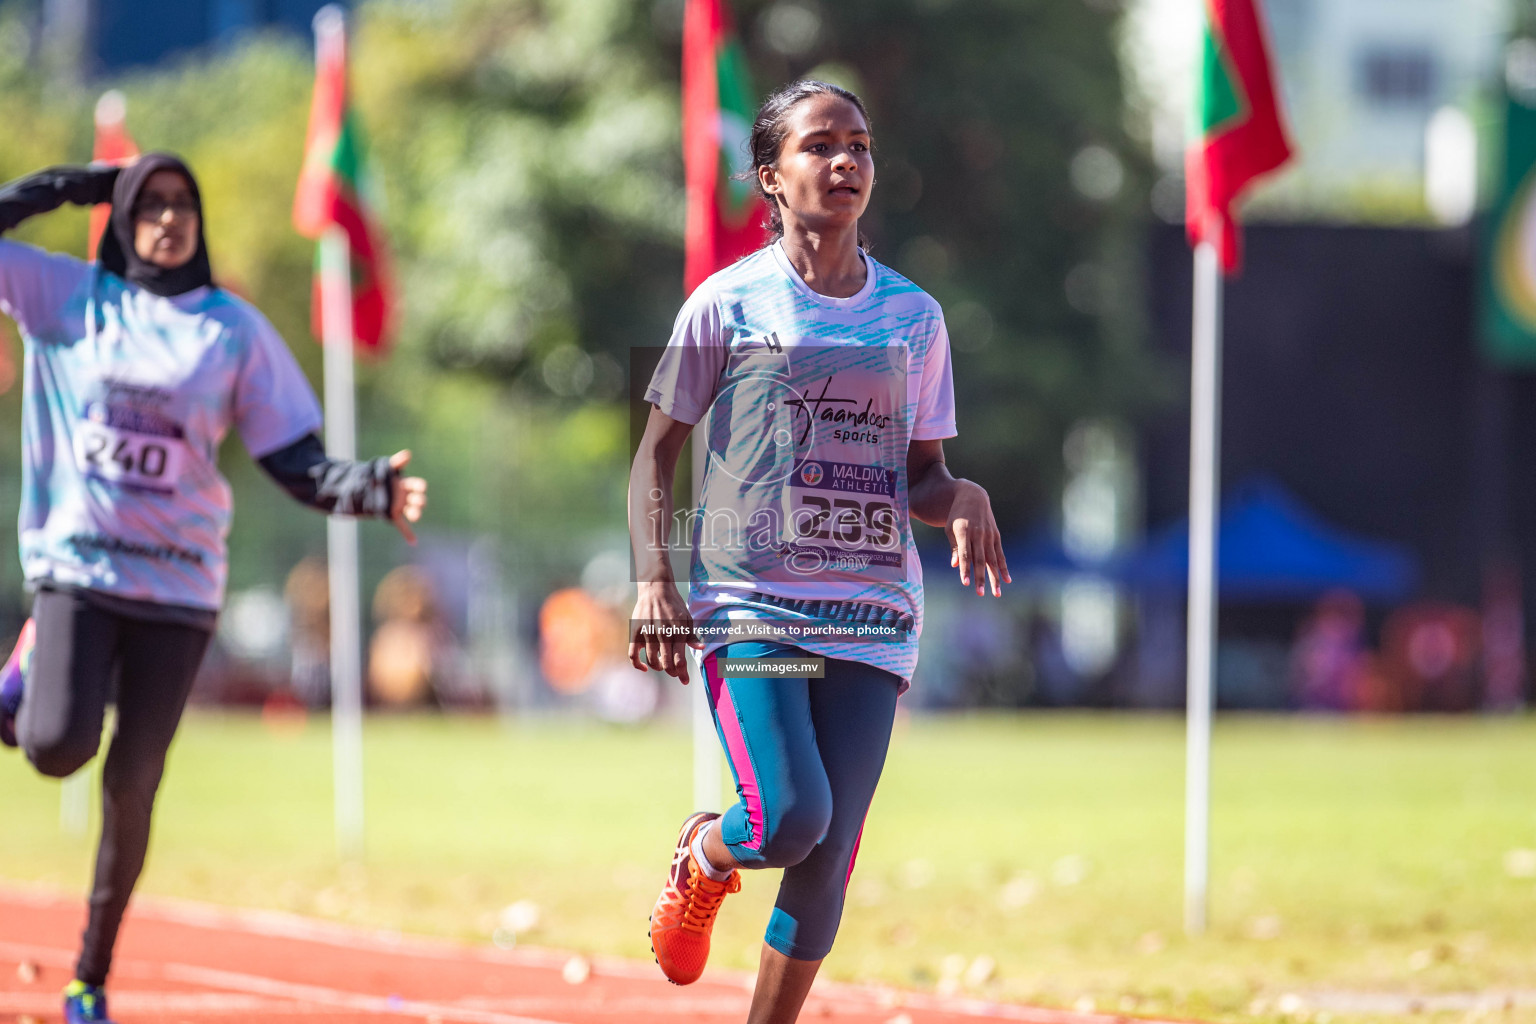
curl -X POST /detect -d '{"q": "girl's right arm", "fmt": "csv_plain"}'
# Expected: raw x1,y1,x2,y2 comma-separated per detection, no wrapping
0,166,121,333
0,165,120,235
627,283,727,684
627,407,700,684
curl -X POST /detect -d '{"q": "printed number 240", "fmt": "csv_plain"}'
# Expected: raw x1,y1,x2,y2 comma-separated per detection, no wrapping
79,429,170,479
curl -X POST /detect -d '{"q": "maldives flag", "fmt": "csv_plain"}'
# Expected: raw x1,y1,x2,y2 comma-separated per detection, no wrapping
1186,0,1293,273
89,91,139,260
293,13,394,351
682,0,766,292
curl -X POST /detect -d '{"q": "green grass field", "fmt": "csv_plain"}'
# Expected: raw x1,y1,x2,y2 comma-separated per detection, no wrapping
5,710,1536,1023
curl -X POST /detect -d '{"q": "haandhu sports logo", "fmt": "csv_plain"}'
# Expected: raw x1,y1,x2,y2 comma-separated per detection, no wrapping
1494,167,1536,331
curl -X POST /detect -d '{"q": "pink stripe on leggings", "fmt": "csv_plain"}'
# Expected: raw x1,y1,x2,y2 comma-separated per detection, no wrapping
844,816,869,894
705,654,765,851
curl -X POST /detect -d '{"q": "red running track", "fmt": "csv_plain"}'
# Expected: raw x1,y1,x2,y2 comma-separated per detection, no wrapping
0,886,1173,1024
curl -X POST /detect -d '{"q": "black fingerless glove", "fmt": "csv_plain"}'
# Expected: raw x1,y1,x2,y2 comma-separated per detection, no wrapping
257,433,395,517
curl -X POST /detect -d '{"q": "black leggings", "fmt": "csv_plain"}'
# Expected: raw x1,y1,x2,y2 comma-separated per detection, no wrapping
15,588,212,986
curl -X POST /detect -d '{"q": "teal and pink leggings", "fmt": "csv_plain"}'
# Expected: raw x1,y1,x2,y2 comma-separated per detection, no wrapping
703,641,901,961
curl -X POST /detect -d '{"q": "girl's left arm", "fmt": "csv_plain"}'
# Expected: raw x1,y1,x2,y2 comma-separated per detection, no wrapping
257,433,427,544
908,438,1010,597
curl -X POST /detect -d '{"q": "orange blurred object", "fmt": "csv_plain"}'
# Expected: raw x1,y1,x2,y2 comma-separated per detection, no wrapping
539,588,620,695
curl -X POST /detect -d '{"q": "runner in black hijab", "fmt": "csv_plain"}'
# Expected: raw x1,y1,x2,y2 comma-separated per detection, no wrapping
0,151,428,1024
97,152,213,296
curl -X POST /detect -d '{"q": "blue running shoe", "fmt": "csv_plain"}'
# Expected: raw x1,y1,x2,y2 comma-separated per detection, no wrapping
0,617,35,749
64,980,116,1024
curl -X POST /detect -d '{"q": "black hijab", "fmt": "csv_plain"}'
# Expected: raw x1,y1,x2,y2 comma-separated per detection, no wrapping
98,152,213,297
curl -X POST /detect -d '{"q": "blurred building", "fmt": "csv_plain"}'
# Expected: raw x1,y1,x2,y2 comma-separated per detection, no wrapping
1131,0,1506,214
1264,0,1503,204
32,0,345,78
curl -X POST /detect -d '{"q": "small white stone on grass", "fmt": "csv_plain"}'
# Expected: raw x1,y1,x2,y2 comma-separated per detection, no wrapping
998,874,1039,910
561,955,591,985
851,877,887,907
1246,914,1283,940
964,955,997,986
1505,848,1536,878
1277,993,1307,1016
899,859,935,889
1051,855,1090,887
499,899,542,935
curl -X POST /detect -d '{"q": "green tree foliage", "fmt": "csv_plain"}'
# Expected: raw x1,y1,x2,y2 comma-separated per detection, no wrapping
355,0,686,386
0,0,1157,599
732,0,1161,517
352,0,1160,525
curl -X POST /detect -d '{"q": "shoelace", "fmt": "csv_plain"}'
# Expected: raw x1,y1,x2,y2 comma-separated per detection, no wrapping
680,862,740,934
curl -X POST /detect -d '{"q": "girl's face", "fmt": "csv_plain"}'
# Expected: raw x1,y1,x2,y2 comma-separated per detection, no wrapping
132,170,200,270
759,93,873,234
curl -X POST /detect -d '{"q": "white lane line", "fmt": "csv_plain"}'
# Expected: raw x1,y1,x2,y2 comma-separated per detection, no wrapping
0,884,660,982
0,941,76,969
454,996,753,1014
0,942,557,1023
0,993,319,1014
3,888,1185,1024
162,963,573,1024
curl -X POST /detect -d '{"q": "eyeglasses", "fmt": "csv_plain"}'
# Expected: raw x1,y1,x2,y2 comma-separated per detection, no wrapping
132,197,198,221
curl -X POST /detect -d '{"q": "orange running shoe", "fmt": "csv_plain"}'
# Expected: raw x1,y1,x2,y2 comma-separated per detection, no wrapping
648,810,741,985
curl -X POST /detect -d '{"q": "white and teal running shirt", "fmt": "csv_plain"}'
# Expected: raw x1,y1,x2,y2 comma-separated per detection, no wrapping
0,240,323,611
646,243,956,687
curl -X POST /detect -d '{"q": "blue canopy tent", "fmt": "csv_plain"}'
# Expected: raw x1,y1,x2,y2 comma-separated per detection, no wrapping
1117,477,1418,601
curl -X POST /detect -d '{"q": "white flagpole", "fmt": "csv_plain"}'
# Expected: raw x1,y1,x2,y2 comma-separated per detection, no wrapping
1185,239,1223,935
315,4,364,861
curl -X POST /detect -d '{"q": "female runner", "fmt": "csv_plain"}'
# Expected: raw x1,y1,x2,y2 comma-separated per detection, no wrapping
629,80,1008,1023
0,154,427,1024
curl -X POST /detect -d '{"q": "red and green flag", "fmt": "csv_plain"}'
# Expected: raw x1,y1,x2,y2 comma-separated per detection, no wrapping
1186,0,1293,273
682,0,766,293
293,16,395,351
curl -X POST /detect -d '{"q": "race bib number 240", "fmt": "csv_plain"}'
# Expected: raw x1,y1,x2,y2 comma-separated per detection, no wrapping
74,402,187,495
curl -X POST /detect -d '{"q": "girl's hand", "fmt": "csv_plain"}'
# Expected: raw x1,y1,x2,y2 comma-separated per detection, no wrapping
946,480,1011,597
388,450,428,545
628,581,702,684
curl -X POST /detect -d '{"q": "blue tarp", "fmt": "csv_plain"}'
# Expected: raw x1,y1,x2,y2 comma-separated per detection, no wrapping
1116,477,1418,601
